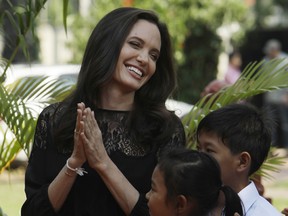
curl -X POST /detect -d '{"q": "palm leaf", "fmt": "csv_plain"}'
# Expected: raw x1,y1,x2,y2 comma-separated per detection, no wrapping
0,83,35,173
254,148,286,180
0,128,20,173
6,76,74,105
182,58,288,145
182,58,288,178
0,75,74,172
0,0,72,173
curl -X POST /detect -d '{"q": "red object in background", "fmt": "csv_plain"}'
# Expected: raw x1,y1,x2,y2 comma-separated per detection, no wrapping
252,174,272,203
123,0,133,6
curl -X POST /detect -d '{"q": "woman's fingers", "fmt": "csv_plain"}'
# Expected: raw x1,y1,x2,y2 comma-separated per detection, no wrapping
80,107,109,170
75,102,85,132
70,102,87,164
83,108,100,139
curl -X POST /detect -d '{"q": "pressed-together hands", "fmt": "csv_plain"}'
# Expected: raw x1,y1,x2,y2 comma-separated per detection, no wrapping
69,102,86,166
70,102,109,172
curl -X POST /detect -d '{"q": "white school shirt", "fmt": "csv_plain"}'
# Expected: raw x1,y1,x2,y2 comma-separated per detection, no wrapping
238,181,282,216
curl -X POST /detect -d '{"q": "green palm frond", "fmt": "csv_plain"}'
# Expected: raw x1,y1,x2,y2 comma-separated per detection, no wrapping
0,83,35,173
182,58,288,146
0,75,74,172
6,76,75,105
0,127,20,173
182,58,288,178
254,147,286,180
0,0,72,173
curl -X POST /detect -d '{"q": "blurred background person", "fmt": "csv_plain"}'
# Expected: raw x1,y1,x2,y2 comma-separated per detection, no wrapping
201,50,242,97
262,39,288,151
224,51,242,85
263,39,288,61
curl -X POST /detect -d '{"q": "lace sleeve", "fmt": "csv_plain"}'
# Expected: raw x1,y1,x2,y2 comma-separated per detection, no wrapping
21,104,59,216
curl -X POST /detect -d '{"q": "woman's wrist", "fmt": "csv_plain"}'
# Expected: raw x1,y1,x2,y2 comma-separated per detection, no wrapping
92,156,112,174
67,157,85,169
66,158,88,176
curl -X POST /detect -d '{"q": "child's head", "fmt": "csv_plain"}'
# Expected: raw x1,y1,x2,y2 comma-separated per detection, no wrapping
228,51,242,68
146,148,243,216
196,103,272,188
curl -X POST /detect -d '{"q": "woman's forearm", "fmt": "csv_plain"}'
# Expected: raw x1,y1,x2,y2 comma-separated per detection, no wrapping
48,159,83,212
95,158,140,216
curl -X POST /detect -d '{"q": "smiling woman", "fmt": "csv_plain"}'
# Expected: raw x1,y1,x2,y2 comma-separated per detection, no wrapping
21,7,186,216
109,19,161,95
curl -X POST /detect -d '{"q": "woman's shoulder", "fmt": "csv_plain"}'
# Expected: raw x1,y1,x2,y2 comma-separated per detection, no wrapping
40,102,67,117
37,102,68,128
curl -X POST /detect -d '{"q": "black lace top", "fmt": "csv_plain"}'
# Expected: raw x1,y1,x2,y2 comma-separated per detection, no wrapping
21,103,186,216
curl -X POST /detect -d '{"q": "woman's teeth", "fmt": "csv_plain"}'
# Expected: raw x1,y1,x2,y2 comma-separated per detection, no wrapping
127,66,143,77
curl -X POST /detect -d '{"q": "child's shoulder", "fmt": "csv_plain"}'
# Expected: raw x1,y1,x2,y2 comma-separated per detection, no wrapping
239,181,281,216
251,196,282,216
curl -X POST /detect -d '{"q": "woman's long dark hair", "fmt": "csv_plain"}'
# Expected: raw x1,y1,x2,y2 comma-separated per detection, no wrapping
158,149,243,216
53,7,178,153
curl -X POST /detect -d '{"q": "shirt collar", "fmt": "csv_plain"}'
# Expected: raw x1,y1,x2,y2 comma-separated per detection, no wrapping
238,181,260,213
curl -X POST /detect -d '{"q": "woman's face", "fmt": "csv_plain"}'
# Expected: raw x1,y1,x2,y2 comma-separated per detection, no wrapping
146,166,177,216
111,19,161,93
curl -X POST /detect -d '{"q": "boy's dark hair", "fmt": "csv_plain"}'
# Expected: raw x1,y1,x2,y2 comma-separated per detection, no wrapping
196,103,273,176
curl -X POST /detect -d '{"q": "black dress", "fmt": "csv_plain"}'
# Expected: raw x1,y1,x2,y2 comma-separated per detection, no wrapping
21,103,186,216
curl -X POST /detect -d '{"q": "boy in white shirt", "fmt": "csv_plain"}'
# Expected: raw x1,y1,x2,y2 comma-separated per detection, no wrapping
196,103,282,216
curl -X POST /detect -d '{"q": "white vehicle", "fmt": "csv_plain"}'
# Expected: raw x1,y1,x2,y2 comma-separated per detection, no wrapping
2,64,80,85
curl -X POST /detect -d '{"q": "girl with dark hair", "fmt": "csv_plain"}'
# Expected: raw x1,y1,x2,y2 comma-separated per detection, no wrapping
22,7,185,216
146,149,243,216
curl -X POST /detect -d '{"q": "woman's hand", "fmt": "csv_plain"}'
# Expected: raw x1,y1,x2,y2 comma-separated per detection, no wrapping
81,107,110,171
69,102,87,167
48,102,87,211
80,107,140,215
201,79,229,97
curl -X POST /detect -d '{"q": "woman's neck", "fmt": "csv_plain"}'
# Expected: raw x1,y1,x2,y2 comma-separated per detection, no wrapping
99,88,134,111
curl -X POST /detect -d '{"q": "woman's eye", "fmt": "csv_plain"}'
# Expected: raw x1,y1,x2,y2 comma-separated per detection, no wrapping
206,148,214,153
150,53,159,61
129,41,140,48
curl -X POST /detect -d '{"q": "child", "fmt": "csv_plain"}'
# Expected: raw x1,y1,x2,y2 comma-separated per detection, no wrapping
196,103,282,216
145,148,243,216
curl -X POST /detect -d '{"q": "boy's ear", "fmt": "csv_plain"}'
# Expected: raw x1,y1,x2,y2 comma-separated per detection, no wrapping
237,152,251,172
175,195,196,215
